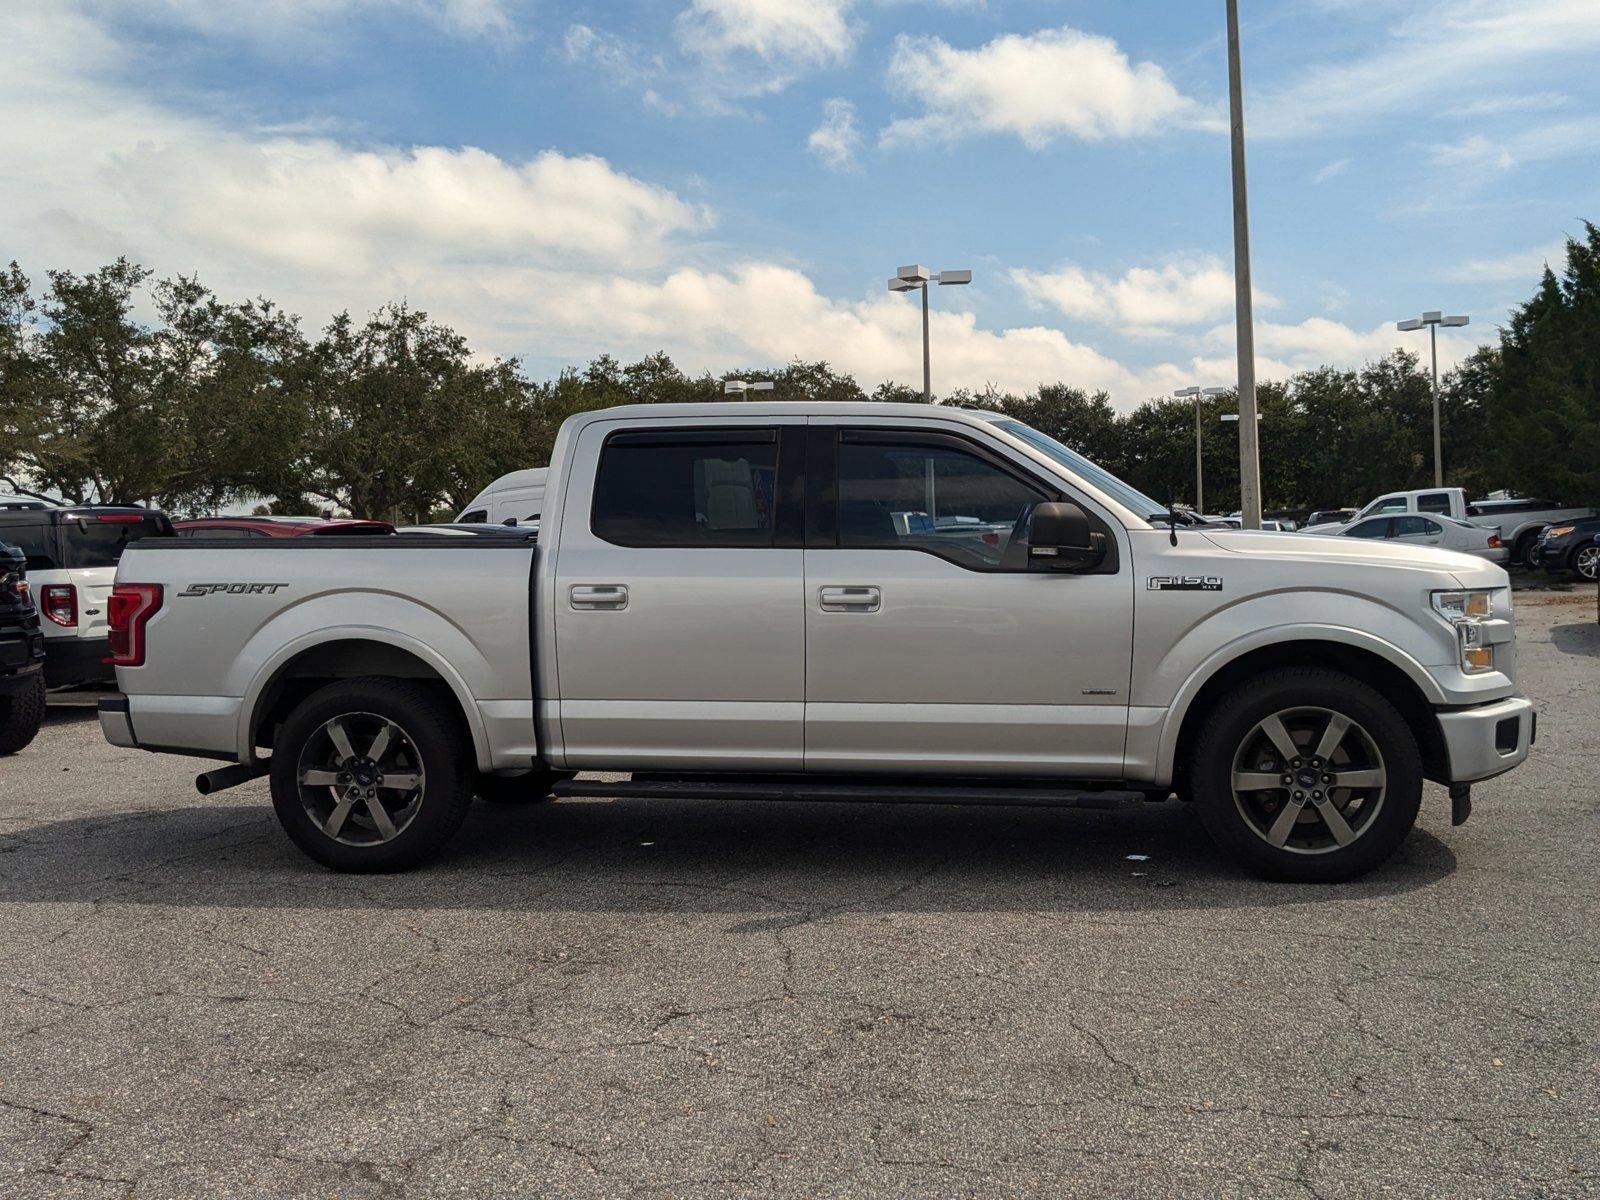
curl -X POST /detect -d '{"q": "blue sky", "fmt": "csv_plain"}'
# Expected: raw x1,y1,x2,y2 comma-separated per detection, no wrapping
4,0,1598,406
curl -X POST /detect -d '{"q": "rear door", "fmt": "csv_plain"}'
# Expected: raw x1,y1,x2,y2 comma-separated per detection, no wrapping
553,418,807,770
802,420,1134,775
1391,515,1444,548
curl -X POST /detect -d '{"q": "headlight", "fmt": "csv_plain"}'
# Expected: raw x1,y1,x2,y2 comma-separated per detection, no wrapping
1545,525,1575,539
1431,589,1496,672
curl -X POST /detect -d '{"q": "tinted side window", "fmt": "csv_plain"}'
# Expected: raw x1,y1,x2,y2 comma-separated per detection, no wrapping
593,431,778,548
458,509,488,524
1370,498,1407,514
1393,516,1435,537
836,438,1047,571
0,518,59,570
1416,492,1452,514
1346,519,1390,539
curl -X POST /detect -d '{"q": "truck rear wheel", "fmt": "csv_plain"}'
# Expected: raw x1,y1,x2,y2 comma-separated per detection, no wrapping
1189,668,1423,882
0,674,46,756
269,677,473,872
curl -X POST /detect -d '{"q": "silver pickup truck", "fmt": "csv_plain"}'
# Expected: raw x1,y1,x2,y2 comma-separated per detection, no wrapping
100,402,1535,882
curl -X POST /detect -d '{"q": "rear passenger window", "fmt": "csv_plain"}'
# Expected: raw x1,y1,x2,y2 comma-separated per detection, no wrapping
1346,519,1390,539
593,430,778,548
1417,493,1452,514
1393,516,1434,537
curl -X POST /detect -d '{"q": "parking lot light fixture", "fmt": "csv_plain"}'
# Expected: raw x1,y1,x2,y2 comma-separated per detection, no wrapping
1175,386,1232,513
889,265,972,402
1396,310,1470,486
723,380,775,396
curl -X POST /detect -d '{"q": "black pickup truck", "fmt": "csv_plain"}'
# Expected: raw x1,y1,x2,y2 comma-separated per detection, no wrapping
0,540,47,754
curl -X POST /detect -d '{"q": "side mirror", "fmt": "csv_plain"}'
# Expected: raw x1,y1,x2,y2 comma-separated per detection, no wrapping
1026,501,1108,572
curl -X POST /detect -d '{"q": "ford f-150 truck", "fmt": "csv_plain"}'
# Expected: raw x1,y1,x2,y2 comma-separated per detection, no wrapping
98,403,1535,882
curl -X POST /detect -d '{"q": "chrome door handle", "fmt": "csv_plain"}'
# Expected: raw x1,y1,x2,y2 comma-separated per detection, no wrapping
570,584,628,610
819,585,881,612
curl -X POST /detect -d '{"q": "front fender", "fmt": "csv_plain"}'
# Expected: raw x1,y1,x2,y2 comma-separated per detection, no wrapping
1146,622,1446,786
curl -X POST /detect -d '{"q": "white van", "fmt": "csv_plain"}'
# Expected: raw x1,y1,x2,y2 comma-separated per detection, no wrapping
455,469,547,527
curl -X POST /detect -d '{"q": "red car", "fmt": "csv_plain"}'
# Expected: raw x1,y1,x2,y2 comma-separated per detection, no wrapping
172,516,395,539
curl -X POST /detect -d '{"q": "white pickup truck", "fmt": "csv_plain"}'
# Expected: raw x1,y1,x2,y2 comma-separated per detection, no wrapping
99,403,1535,882
1340,487,1597,565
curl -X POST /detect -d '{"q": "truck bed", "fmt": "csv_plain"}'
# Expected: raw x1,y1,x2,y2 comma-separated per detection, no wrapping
109,535,540,768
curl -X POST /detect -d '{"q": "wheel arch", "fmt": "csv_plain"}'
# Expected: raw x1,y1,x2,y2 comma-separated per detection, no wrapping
242,632,490,770
1161,635,1448,793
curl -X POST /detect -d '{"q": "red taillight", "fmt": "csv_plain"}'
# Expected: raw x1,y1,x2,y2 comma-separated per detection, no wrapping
41,584,77,627
982,531,1000,546
108,583,162,667
1487,533,1502,548
96,513,146,524
15,580,28,603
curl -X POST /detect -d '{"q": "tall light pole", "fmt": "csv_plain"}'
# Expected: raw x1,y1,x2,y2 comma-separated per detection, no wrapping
889,265,972,401
1226,0,1262,530
1175,386,1231,513
1396,311,1470,487
723,379,775,397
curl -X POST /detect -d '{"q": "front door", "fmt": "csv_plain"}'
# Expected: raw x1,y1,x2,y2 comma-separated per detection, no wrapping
554,419,806,770
803,421,1135,776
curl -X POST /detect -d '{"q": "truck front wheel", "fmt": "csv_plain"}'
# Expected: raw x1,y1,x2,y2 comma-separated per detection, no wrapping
1190,668,1423,882
269,677,474,872
0,674,46,756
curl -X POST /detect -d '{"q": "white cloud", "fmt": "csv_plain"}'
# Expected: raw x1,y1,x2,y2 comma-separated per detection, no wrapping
88,0,514,39
1013,257,1262,333
882,26,1210,148
1312,158,1351,184
808,99,863,170
1447,244,1565,284
2,7,706,292
1429,117,1600,176
1258,0,1600,135
1191,317,1485,384
676,0,855,68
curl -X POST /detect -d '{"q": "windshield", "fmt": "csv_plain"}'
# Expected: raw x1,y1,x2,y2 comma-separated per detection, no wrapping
991,419,1165,521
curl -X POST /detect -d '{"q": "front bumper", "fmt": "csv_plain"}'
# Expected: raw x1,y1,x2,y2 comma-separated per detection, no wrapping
43,635,113,689
0,619,46,694
1436,696,1535,783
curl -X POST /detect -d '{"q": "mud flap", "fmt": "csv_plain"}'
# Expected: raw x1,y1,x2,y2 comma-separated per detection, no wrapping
1450,783,1472,827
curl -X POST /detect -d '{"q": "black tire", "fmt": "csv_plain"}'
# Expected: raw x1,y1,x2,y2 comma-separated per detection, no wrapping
1512,530,1540,568
476,767,571,805
269,677,473,873
0,674,46,756
1190,668,1423,883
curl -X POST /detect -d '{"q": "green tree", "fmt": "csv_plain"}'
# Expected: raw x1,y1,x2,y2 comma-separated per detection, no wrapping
1490,224,1600,503
298,305,480,520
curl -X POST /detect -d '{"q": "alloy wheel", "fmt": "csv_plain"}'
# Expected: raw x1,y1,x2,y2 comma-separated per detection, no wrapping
1574,545,1599,582
295,712,425,845
1230,706,1387,855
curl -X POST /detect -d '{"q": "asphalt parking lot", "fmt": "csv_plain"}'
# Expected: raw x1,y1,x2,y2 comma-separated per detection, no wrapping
2,589,1597,1199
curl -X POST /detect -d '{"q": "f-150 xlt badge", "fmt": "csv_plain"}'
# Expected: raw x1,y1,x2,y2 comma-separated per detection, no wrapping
179,583,290,597
1147,575,1223,591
